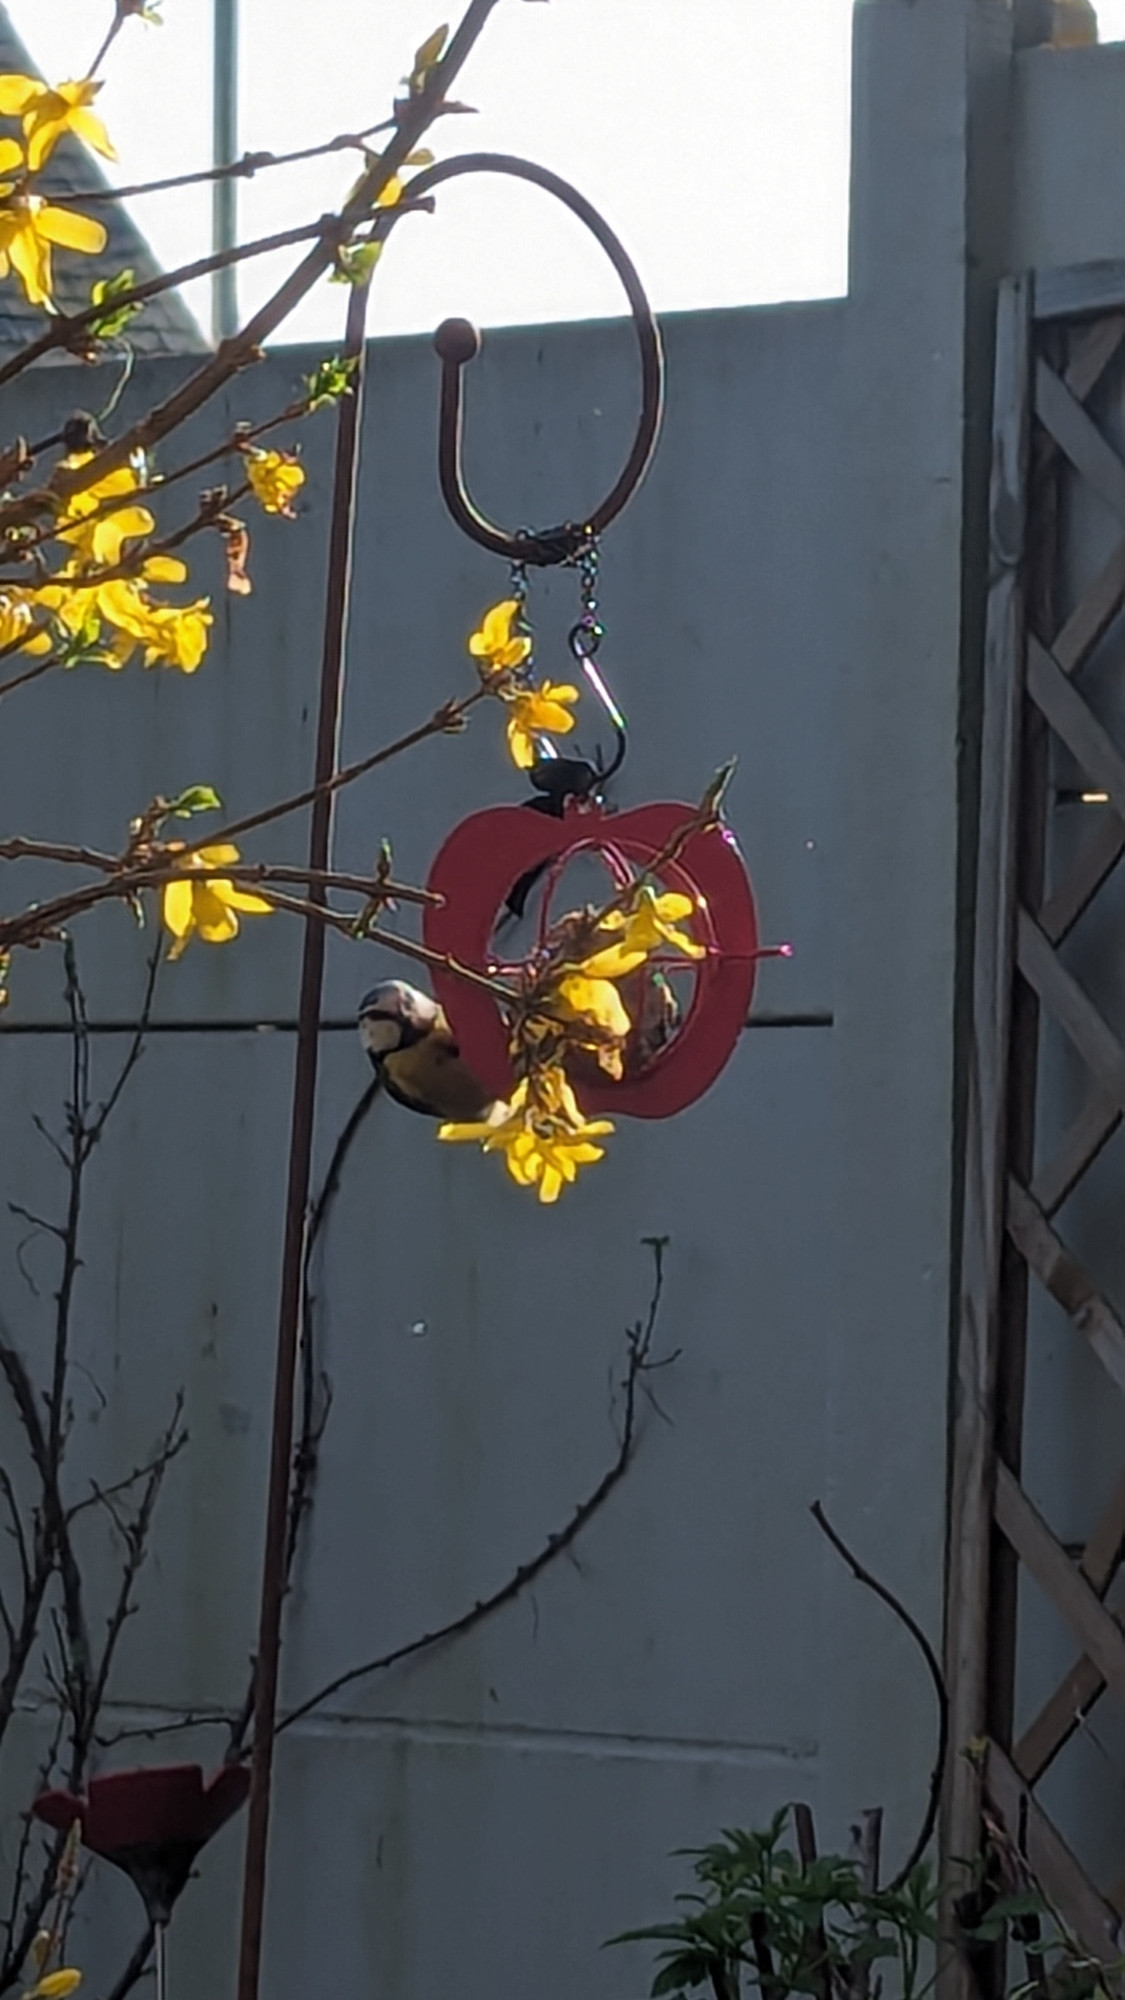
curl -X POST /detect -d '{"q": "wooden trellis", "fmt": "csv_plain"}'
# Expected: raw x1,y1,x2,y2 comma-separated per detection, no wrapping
946,264,1125,1993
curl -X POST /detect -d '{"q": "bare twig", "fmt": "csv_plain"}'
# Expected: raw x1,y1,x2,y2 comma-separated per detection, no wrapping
89,0,144,79
275,1239,673,1742
0,655,62,703
1,1708,65,1969
48,119,403,208
848,1807,882,2000
100,1926,155,2000
810,1502,948,1889
0,0,501,476
222,1083,382,1764
0,946,179,1992
85,1398,188,1727
85,938,161,1147
0,218,343,401
0,709,482,957
290,1082,381,1574
793,1804,832,2000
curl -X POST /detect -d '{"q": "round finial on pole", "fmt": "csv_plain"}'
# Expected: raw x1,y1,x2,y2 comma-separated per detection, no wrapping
434,318,481,366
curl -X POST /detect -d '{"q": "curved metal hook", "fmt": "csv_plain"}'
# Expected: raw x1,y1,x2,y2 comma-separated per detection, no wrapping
397,152,664,566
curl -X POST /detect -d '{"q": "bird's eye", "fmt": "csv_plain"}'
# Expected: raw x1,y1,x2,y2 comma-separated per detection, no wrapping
359,1016,402,1055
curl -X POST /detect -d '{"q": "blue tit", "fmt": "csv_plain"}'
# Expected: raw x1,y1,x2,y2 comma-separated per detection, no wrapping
357,979,496,1122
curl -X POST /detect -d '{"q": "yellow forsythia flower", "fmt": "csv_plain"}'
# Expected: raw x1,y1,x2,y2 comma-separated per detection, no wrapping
56,455,155,566
0,73,115,171
506,682,579,769
0,591,51,656
139,598,213,673
245,448,305,518
467,599,531,676
554,972,631,1041
25,1971,82,2000
34,572,213,674
440,1067,613,1205
0,189,106,307
578,889,705,980
161,844,273,961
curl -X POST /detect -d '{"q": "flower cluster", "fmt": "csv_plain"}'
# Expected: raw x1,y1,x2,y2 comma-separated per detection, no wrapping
0,70,317,685
439,885,706,1200
440,1066,614,1206
468,599,580,770
244,447,306,519
0,74,112,306
30,454,214,674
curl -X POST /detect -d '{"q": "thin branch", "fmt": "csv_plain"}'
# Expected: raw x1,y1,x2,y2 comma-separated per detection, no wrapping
94,1706,226,1752
810,1502,949,1888
99,1926,154,2000
0,216,344,405
85,1400,188,1726
0,655,62,703
52,120,401,207
290,1083,382,1571
0,1467,30,1591
89,0,140,79
84,937,161,1150
0,944,175,1995
23,479,256,596
10,403,306,564
0,0,502,494
0,692,489,960
275,1241,672,1743
187,688,488,855
1,1706,65,1971
0,1341,62,1763
222,1083,381,1763
6,1204,66,1243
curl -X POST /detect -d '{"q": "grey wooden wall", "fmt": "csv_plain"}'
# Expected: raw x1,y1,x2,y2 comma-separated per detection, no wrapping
2,3,1122,1996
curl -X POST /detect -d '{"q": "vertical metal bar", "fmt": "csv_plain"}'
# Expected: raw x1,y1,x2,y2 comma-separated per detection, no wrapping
236,273,371,2000
153,1923,167,2000
212,0,239,343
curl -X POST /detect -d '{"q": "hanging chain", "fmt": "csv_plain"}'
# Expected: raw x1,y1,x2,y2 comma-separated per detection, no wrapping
508,554,529,610
508,551,535,685
567,529,626,752
569,530,605,660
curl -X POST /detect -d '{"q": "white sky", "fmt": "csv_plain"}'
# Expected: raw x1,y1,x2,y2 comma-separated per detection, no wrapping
7,0,1125,346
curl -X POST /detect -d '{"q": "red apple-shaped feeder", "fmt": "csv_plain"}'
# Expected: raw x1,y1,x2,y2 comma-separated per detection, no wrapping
423,797,760,1117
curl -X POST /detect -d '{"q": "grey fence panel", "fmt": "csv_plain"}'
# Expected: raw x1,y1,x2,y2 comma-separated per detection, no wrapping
1,307,841,1030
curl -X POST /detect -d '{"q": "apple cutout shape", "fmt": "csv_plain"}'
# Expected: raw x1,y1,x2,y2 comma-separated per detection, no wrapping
423,801,758,1117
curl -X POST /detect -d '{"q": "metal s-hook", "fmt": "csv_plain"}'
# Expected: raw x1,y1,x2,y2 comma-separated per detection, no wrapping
398,152,664,566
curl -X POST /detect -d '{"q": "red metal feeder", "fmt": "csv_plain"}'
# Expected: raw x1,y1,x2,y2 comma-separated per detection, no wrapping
423,799,759,1117
35,1763,250,1927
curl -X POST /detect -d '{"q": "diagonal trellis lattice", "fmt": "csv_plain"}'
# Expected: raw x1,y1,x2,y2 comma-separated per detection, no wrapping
945,265,1125,1997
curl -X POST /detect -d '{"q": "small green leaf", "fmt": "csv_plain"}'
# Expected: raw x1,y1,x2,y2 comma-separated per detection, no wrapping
88,269,143,340
652,1963,702,1997
304,354,359,412
168,784,223,818
330,240,383,287
407,22,448,91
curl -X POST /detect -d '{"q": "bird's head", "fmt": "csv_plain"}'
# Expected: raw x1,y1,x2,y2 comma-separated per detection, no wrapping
357,979,441,1059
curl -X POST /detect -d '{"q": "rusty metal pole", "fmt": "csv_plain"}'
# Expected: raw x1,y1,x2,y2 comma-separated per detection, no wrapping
236,272,371,2000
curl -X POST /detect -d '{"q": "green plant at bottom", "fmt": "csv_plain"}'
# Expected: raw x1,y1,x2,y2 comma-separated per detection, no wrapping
608,1811,938,2000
